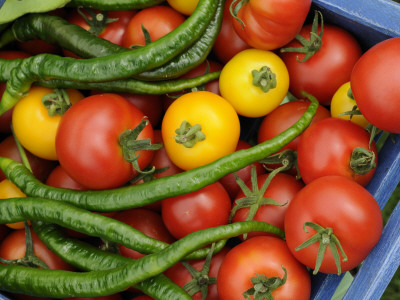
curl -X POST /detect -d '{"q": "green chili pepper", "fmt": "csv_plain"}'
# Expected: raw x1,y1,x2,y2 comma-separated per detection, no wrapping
0,196,226,260
67,0,166,10
0,0,219,115
0,221,284,298
32,221,192,300
0,92,319,212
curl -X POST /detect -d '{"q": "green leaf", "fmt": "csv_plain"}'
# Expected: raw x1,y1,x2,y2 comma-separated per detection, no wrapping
0,0,71,25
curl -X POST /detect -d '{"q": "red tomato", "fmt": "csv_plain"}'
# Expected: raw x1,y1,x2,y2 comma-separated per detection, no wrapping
350,37,400,133
297,117,377,186
55,93,156,190
219,140,266,200
113,208,175,259
232,172,304,240
217,236,311,300
231,0,312,50
0,51,31,133
46,164,88,190
164,246,230,300
213,0,250,64
0,228,74,271
161,182,231,239
0,135,56,182
284,175,382,274
280,21,362,106
122,6,185,48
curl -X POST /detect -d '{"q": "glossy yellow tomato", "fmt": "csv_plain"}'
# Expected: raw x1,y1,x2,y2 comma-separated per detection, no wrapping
161,91,240,170
219,48,289,118
167,0,198,15
331,81,370,128
12,86,84,160
0,179,28,229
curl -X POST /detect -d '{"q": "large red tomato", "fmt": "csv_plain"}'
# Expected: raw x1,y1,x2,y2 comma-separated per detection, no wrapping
161,182,231,239
279,15,362,106
217,236,311,300
230,0,312,50
297,117,377,186
122,5,185,48
351,37,400,133
284,175,382,275
55,93,157,190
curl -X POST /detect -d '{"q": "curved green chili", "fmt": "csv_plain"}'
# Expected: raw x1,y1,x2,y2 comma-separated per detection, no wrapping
0,221,284,298
0,197,227,260
32,221,192,300
0,92,319,212
0,0,218,115
67,0,166,10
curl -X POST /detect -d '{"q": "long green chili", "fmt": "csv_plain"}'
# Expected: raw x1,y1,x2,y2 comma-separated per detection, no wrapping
0,221,284,298
0,197,227,260
0,0,218,115
32,221,193,300
0,92,319,212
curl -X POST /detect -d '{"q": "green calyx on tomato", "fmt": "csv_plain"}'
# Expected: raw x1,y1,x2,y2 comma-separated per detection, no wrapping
119,117,162,173
280,10,324,63
242,266,288,300
350,146,377,175
229,0,248,28
77,8,118,36
252,66,277,93
295,221,347,275
41,88,71,117
173,120,206,148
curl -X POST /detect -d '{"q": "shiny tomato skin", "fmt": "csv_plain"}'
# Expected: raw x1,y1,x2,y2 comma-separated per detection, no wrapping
55,93,155,190
284,175,383,274
232,172,304,240
350,37,400,133
297,117,377,186
161,182,231,239
231,0,311,50
213,0,251,64
219,140,266,200
217,236,311,300
280,24,362,106
164,246,230,300
46,164,87,190
113,208,175,259
0,228,74,271
122,6,185,48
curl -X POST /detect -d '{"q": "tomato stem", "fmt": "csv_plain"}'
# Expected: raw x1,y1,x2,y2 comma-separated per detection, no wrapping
41,88,71,117
77,8,118,36
251,66,277,93
173,120,206,148
350,146,376,175
295,221,347,275
280,10,324,63
229,0,249,29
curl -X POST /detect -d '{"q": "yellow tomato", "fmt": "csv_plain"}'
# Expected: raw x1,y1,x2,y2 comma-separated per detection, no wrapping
167,0,199,15
12,86,84,160
219,48,289,118
161,91,240,170
331,81,370,128
0,179,28,229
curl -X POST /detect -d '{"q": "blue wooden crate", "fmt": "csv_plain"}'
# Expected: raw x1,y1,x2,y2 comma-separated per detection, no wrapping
310,0,400,299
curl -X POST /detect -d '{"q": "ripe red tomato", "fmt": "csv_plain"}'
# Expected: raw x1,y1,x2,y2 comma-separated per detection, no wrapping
0,228,74,271
55,93,156,190
231,0,312,50
164,246,230,300
280,20,362,106
219,140,266,200
217,236,311,300
297,117,377,186
0,135,56,182
212,0,250,64
350,37,400,133
122,5,185,48
232,172,304,240
46,164,87,190
161,182,231,239
284,175,382,274
113,208,175,259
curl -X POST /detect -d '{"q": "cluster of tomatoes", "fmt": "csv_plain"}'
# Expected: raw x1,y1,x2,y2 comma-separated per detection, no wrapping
0,0,399,299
